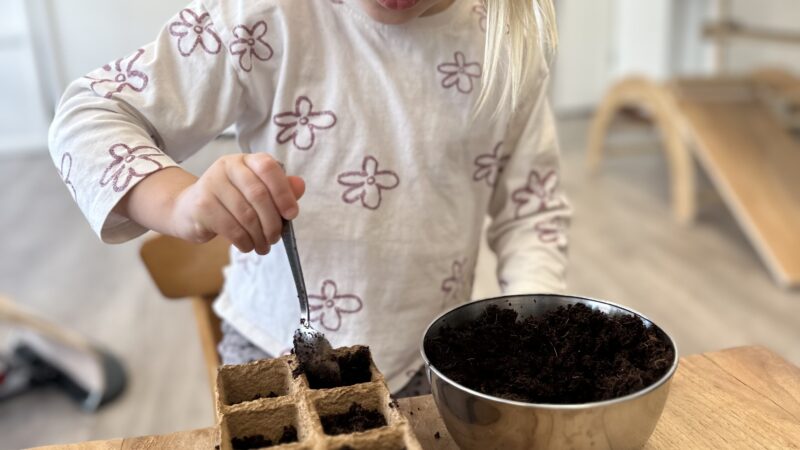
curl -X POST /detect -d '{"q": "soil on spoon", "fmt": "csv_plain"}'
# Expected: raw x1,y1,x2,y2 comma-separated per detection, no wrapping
320,403,387,435
425,303,674,403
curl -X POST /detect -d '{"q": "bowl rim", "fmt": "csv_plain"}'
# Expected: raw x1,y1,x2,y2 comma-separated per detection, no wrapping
419,293,680,410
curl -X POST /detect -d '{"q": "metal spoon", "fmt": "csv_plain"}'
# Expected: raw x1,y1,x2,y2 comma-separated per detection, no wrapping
282,219,341,384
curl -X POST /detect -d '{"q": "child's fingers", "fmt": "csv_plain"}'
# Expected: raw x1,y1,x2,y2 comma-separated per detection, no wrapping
227,162,283,247
212,173,269,255
200,193,256,253
243,154,299,220
288,176,306,199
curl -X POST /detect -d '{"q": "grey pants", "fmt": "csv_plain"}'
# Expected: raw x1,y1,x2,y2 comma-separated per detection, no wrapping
218,321,430,398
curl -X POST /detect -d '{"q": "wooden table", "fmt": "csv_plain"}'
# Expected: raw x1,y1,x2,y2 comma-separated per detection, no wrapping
32,346,800,449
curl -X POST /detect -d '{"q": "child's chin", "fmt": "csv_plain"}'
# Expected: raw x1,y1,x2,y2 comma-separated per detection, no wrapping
357,1,421,24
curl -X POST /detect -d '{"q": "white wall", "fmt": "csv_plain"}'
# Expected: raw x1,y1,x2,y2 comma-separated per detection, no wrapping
725,0,800,74
550,0,615,113
0,0,51,154
551,0,717,113
670,0,715,76
552,0,691,113
611,0,673,81
0,0,186,156
47,0,187,85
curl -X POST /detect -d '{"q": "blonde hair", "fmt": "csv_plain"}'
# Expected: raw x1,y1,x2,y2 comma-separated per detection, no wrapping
476,0,558,115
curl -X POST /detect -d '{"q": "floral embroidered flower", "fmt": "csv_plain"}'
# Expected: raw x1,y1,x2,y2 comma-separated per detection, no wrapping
441,259,472,305
229,21,273,72
472,3,509,34
84,49,149,99
437,51,482,94
473,141,508,187
472,3,487,31
534,217,568,250
273,96,337,150
309,280,363,332
99,144,169,192
59,153,77,200
511,170,562,219
169,8,222,56
337,156,400,210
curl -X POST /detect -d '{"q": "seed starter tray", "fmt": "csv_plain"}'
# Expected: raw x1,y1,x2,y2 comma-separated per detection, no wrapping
215,345,422,450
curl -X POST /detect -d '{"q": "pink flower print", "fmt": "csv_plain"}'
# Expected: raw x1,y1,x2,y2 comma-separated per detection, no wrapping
273,96,337,150
511,170,562,219
59,153,77,200
472,3,487,32
534,217,568,251
441,259,472,305
437,51,482,94
99,144,168,192
473,141,508,187
229,21,273,72
337,156,400,210
309,280,363,332
169,8,222,56
85,49,148,99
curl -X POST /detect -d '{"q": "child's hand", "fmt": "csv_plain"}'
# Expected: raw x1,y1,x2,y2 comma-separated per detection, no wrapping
171,154,305,254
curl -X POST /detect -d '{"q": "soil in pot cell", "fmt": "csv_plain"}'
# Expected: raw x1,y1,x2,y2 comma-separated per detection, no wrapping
221,403,300,450
218,357,291,406
314,383,390,437
330,427,409,450
321,402,387,435
303,347,373,390
231,425,297,449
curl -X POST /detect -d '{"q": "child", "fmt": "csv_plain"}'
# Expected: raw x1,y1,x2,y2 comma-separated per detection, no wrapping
49,0,570,396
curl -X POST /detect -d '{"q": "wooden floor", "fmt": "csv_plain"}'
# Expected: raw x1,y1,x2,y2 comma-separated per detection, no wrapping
1,118,798,449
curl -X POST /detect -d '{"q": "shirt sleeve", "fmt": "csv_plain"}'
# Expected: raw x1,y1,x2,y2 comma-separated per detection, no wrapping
48,0,249,243
486,74,572,294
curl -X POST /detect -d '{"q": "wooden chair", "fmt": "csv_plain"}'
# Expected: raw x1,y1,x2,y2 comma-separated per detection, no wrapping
139,234,230,395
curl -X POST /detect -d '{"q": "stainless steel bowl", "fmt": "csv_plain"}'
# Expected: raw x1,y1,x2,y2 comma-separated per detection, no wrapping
420,294,678,450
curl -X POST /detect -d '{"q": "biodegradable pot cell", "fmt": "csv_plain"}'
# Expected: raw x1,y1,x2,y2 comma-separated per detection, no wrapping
215,345,421,450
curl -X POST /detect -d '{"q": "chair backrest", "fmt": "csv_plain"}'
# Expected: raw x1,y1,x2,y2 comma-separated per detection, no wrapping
140,234,231,397
139,234,230,299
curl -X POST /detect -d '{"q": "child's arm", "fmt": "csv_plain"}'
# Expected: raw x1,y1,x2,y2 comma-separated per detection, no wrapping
486,74,571,294
49,1,293,253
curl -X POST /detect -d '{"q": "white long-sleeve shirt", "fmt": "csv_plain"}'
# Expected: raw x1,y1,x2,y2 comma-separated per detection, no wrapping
49,0,570,391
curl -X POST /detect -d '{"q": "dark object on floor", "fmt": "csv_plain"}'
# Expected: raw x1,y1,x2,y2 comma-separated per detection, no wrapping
321,403,387,435
425,304,674,403
0,344,126,411
231,425,297,449
0,297,126,411
434,431,441,439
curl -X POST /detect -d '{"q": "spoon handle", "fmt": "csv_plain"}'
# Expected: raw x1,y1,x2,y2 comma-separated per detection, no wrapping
281,219,310,325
